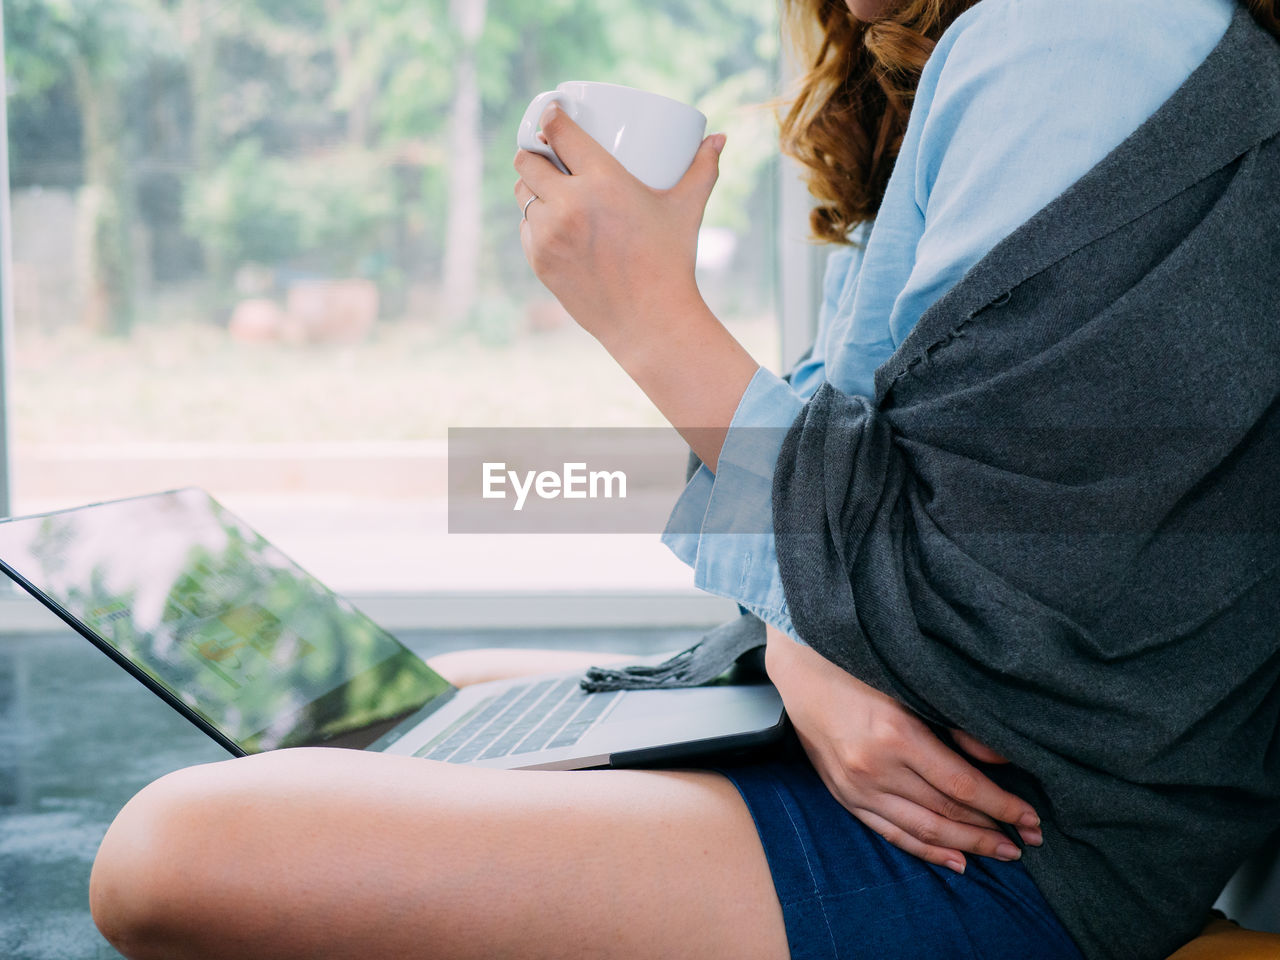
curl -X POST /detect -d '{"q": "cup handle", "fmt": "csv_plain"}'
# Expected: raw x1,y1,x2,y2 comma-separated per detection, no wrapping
516,91,572,175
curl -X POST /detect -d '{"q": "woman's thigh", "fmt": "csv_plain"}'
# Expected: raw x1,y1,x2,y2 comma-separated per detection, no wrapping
90,747,789,960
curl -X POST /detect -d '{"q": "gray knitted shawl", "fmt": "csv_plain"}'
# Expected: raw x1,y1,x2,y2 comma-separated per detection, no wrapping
772,8,1280,960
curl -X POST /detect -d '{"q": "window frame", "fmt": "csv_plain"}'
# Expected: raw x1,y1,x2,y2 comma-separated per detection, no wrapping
0,0,15,520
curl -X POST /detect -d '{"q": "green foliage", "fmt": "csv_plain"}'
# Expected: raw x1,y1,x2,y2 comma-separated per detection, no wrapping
700,69,781,233
10,0,780,325
6,0,177,332
4,0,68,98
184,140,303,267
290,152,394,269
4,0,173,99
359,0,454,141
184,139,395,275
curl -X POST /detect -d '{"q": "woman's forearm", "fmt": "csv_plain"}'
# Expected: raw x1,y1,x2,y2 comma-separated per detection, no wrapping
598,294,759,473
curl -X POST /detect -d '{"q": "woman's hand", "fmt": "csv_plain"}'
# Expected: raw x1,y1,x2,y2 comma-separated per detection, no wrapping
512,105,758,471
513,103,725,350
764,624,1043,874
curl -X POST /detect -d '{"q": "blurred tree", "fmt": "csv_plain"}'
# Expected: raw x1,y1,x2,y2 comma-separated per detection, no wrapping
476,0,779,311
4,0,170,334
184,139,394,278
6,0,778,332
441,0,486,329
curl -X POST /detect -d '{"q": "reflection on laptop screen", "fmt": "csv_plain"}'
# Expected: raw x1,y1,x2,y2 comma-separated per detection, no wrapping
0,489,451,753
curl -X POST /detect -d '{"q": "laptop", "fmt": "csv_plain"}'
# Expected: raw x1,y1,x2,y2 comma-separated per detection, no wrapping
0,488,785,769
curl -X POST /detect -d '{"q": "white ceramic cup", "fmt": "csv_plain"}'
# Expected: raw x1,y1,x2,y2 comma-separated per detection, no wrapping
516,81,707,190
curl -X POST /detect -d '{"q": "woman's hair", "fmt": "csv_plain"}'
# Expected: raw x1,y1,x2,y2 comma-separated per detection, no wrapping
781,0,1280,245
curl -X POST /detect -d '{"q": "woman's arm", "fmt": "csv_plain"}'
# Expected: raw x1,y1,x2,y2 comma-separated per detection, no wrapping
514,105,801,636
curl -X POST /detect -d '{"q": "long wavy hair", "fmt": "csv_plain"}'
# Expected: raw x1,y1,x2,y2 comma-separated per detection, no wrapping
781,0,1280,244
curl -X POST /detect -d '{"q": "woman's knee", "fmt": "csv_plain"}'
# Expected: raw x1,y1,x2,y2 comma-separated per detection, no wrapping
89,748,473,959
89,757,261,959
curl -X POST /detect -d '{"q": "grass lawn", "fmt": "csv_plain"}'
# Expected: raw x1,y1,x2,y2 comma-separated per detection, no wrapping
13,313,781,445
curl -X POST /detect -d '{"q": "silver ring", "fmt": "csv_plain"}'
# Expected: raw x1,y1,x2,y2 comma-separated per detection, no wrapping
522,194,539,222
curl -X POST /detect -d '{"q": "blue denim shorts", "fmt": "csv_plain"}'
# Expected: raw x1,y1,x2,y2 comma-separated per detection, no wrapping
713,746,1085,960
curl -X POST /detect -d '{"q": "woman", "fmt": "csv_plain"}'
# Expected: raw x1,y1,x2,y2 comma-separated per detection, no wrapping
90,1,1280,958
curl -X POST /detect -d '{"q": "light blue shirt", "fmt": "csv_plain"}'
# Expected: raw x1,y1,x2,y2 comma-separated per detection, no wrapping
664,0,1233,640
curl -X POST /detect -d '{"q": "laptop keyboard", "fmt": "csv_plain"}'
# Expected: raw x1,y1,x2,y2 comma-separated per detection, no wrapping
414,678,621,763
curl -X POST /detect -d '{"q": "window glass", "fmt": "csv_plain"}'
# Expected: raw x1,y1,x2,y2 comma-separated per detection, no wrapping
3,0,780,594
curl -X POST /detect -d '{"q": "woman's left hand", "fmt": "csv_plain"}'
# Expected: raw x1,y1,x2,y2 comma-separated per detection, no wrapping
513,103,727,353
764,624,1043,873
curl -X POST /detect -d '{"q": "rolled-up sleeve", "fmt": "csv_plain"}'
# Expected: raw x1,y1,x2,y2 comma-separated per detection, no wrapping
662,366,807,640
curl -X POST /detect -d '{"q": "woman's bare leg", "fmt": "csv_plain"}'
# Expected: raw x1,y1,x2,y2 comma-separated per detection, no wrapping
90,748,789,960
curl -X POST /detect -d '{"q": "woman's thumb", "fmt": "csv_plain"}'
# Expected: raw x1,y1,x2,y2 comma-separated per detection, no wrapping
674,133,726,204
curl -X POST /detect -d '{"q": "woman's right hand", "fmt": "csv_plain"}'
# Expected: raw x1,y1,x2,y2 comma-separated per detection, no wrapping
764,624,1043,874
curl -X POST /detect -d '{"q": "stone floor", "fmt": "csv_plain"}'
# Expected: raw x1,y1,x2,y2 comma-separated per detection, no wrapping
0,626,692,960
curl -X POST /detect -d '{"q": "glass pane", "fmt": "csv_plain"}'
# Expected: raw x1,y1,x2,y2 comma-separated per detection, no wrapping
3,0,780,595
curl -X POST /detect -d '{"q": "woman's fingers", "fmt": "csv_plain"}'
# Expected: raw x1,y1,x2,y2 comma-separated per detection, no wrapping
868,793,1025,863
846,694,1040,838
853,807,969,875
513,146,566,200
905,734,1039,831
904,772,1002,831
537,102,618,177
894,767,1044,850
812,747,1025,863
796,731,1015,865
514,100,621,195
793,735,967,870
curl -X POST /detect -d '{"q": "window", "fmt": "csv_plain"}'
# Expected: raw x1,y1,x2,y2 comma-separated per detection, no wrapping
2,0,788,615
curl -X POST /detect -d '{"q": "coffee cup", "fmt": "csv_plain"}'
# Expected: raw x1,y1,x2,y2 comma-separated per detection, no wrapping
516,81,707,190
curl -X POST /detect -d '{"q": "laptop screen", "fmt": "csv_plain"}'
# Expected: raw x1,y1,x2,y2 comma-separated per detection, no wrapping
0,489,452,753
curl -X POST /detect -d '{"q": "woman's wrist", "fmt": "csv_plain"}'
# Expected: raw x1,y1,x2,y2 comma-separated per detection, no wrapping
591,281,711,365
